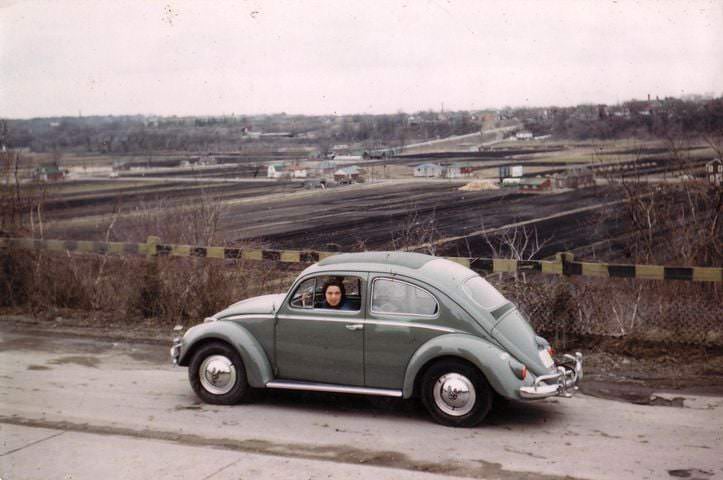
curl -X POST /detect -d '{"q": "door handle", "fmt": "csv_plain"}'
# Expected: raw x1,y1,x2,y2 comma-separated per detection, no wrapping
345,324,364,331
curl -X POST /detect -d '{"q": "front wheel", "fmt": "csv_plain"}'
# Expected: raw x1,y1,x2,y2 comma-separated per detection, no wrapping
421,359,492,427
189,341,250,405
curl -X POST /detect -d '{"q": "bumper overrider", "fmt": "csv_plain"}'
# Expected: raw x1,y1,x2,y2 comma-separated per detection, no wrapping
170,325,184,365
519,352,583,399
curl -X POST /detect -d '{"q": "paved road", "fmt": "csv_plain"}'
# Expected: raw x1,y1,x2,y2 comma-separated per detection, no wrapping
1,327,721,480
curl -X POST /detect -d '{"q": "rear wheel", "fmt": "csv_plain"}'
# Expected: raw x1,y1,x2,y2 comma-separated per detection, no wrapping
189,341,250,405
421,359,492,427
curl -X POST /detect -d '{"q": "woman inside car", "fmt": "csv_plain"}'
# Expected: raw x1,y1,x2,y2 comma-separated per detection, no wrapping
321,278,355,310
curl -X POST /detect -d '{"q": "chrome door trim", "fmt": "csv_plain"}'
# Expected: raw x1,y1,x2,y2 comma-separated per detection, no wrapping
364,319,457,333
221,314,275,321
278,314,457,333
278,314,360,324
266,380,402,397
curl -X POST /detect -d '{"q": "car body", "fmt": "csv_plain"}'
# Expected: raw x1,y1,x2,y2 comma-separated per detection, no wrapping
171,251,583,427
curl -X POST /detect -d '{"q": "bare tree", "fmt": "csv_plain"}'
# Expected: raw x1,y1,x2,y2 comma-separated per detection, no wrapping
391,206,439,255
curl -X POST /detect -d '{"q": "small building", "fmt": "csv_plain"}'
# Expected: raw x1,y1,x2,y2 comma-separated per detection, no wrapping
414,163,444,177
112,159,131,171
291,167,308,178
267,163,288,178
499,165,523,181
33,165,65,182
554,166,595,189
706,159,722,186
515,131,534,140
518,177,552,191
334,166,362,184
198,156,217,166
444,163,474,178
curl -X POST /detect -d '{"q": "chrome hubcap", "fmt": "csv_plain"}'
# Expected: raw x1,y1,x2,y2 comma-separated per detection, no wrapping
199,355,236,395
433,373,476,416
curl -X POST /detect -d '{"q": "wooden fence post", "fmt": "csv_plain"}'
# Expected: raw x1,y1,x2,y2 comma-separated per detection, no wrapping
141,235,161,318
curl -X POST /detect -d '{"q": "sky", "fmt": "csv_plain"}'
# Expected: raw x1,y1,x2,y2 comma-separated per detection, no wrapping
1,0,722,118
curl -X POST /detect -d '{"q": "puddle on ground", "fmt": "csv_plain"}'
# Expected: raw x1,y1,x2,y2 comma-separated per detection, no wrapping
668,468,714,478
125,348,169,364
0,415,586,480
0,334,112,355
582,381,686,407
27,365,52,371
47,356,100,368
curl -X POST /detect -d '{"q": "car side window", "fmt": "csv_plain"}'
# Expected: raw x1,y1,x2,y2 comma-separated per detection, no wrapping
289,276,362,311
371,278,438,316
289,278,316,309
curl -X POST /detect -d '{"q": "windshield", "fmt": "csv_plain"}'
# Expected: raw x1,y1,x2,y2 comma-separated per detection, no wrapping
462,276,508,311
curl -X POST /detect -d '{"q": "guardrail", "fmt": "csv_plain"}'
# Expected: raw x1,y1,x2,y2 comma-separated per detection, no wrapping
1,236,720,282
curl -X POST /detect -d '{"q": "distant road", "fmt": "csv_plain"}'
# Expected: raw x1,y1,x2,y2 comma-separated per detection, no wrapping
399,125,521,153
79,175,280,184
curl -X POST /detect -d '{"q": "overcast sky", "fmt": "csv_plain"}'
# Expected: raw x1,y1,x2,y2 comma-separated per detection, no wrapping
1,0,722,118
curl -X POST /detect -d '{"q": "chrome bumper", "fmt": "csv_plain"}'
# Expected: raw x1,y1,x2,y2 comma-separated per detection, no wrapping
170,339,182,365
170,325,184,366
519,352,583,399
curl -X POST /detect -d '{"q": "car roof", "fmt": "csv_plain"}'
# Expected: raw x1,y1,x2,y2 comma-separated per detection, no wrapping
317,251,434,270
298,252,507,314
306,252,479,290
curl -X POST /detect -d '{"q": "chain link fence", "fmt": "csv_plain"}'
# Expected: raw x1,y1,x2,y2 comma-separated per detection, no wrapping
494,273,722,347
3,244,721,347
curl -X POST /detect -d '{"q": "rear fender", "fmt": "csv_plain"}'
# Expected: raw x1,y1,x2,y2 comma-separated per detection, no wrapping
178,321,272,388
402,333,528,399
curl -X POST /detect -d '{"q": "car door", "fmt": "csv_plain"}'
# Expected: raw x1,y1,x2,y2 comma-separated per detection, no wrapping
275,272,366,386
364,275,446,389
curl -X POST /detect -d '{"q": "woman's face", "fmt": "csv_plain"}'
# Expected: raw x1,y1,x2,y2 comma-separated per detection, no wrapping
325,285,342,307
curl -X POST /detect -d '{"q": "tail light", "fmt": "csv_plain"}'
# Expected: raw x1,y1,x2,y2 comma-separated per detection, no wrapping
509,359,527,380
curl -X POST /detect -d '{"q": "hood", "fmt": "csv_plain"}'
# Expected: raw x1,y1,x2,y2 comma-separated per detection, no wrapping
491,307,551,376
215,293,286,319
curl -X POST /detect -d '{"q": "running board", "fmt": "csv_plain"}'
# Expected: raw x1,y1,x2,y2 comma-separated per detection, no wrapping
266,380,403,398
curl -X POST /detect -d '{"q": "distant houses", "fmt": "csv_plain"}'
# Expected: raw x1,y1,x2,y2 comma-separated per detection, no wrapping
334,166,362,184
414,163,473,178
518,177,552,191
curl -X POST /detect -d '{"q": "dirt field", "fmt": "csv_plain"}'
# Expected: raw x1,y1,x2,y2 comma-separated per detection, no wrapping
42,179,627,259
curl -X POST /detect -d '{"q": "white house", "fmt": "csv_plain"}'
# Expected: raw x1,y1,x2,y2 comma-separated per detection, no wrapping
291,167,308,178
444,163,473,178
414,163,444,177
515,131,534,140
267,163,288,178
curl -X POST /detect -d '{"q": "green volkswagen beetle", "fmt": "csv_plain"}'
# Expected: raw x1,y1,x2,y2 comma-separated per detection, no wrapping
171,251,583,427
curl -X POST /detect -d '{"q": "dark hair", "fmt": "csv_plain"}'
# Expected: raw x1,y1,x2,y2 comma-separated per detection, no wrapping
321,278,346,308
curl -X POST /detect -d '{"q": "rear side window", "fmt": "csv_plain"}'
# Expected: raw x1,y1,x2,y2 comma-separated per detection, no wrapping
462,276,507,310
371,278,438,316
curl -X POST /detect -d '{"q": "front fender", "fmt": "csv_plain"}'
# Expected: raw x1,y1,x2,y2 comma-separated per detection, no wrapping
178,321,273,388
402,333,529,399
